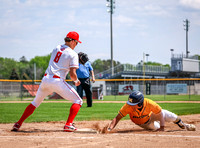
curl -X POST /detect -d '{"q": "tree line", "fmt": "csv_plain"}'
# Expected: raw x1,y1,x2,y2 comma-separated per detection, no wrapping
2,54,199,80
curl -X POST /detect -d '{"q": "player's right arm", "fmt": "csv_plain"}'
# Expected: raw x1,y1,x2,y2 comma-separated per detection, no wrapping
107,113,123,131
69,51,80,86
70,67,80,86
107,103,129,131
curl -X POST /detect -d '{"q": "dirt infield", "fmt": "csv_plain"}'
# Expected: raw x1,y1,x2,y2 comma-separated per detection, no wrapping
0,114,200,148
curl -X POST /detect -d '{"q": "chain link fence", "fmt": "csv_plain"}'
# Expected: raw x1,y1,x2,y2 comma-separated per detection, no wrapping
0,78,200,100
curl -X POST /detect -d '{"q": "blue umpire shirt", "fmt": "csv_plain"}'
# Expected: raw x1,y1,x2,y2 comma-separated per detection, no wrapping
76,61,93,78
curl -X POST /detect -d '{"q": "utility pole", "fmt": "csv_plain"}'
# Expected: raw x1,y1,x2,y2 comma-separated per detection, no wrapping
34,63,36,83
143,53,145,95
183,19,190,58
145,54,149,63
106,0,115,75
170,49,174,58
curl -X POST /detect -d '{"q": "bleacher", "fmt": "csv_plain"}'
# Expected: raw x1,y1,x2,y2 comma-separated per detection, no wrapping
95,64,170,79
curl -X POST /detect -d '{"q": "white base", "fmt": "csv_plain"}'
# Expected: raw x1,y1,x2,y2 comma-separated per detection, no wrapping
74,128,99,134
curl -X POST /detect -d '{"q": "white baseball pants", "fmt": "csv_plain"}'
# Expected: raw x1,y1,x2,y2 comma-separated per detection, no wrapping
31,75,83,108
138,109,178,130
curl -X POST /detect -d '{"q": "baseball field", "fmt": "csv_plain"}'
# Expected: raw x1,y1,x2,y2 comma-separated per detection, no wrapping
0,97,200,147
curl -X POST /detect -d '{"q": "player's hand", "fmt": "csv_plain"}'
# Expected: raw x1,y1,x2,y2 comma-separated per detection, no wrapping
156,126,165,132
92,78,95,83
101,124,111,134
107,127,112,132
74,80,81,86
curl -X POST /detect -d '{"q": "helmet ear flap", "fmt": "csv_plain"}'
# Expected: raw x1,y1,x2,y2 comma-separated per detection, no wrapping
137,100,144,107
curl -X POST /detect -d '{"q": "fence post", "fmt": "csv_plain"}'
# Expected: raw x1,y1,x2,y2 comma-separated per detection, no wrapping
114,80,117,100
164,80,166,100
20,80,23,101
189,80,191,100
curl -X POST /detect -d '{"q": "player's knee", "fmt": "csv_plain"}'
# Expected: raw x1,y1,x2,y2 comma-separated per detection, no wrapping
31,101,40,108
162,109,177,122
73,97,83,106
79,99,83,106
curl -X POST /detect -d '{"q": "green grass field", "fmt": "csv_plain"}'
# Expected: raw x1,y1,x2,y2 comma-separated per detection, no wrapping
103,95,200,101
0,94,200,101
0,102,200,123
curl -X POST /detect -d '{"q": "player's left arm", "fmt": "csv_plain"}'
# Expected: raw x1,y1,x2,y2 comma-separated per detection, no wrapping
70,53,80,86
90,70,95,83
88,62,95,83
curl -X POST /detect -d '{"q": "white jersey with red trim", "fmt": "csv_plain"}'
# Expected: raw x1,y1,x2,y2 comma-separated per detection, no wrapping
31,44,82,108
45,44,79,79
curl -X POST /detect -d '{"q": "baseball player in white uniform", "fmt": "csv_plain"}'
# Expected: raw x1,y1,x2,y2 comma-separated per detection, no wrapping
11,31,83,132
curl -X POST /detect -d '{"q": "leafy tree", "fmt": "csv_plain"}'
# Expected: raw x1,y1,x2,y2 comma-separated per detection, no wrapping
194,54,200,60
16,56,32,79
9,68,19,80
29,54,51,79
92,59,121,74
0,55,176,80
0,57,18,79
91,59,104,73
20,56,28,63
141,61,170,68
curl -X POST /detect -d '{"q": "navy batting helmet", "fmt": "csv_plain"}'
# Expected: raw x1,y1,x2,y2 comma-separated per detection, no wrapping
127,91,144,106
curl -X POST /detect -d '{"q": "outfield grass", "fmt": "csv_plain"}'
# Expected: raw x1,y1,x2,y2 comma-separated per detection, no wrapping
0,102,200,123
102,95,200,101
1,94,200,101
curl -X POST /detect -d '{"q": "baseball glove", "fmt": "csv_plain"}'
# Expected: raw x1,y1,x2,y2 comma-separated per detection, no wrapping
78,52,89,65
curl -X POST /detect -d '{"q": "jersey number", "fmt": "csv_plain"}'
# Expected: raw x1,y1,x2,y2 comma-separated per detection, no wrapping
54,51,62,63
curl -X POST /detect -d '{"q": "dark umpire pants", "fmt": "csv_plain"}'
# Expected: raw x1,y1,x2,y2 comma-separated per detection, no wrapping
77,78,92,107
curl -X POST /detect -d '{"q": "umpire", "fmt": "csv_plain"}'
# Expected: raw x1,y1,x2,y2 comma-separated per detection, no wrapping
76,52,95,107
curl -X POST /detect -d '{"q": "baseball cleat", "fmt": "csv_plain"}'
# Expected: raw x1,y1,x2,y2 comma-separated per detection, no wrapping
11,123,21,131
64,123,77,132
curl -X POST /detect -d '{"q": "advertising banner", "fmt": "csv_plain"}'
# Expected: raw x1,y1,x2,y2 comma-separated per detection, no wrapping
166,84,187,94
118,84,139,95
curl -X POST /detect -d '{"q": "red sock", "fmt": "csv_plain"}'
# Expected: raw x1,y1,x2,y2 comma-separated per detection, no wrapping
66,103,81,125
17,103,36,125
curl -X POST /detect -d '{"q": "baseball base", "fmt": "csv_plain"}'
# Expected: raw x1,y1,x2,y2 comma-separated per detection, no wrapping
74,128,99,134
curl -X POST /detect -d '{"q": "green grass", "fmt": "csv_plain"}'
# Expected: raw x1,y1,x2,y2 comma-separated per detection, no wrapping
0,102,200,123
102,95,200,101
1,94,200,101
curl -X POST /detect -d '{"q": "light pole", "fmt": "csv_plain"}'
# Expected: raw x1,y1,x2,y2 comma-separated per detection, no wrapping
145,54,149,63
143,53,145,95
106,0,115,75
143,53,145,78
142,53,149,95
34,63,36,83
183,19,190,58
170,49,174,58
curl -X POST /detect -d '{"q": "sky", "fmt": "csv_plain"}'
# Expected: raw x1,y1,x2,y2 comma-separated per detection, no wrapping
0,0,200,66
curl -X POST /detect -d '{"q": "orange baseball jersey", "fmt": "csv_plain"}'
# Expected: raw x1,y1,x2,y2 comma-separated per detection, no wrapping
119,98,162,125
